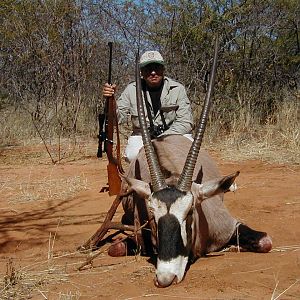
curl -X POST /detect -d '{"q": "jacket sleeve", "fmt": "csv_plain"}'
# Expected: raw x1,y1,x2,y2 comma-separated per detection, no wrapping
162,85,193,135
116,84,131,124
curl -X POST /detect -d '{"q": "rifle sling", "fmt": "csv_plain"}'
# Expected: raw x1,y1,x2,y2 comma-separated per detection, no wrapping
142,84,169,132
112,97,124,174
106,96,124,174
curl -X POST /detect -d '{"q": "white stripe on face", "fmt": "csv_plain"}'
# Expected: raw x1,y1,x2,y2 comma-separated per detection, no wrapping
169,192,193,222
156,255,188,286
148,196,168,223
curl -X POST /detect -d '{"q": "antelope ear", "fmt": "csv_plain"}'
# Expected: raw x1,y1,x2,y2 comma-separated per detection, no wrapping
191,171,239,202
122,177,151,198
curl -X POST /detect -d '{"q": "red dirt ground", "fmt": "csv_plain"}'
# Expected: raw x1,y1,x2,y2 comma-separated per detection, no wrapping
0,144,299,299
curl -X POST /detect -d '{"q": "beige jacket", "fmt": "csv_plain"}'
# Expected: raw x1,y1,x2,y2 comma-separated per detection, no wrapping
117,76,193,136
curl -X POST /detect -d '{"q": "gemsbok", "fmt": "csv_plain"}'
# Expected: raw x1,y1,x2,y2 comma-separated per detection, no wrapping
113,37,272,287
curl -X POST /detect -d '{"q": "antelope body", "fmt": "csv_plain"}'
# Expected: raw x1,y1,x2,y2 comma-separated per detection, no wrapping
121,135,272,287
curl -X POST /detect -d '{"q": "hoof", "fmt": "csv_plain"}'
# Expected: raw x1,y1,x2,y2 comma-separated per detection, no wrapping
108,239,127,257
258,235,272,253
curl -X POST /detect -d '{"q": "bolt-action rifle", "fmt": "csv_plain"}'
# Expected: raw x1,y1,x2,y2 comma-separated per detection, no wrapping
97,42,124,196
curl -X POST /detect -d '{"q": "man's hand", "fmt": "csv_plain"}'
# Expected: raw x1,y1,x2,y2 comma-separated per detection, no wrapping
103,83,116,97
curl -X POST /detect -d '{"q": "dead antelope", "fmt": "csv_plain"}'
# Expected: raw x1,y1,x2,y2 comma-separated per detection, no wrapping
111,38,272,288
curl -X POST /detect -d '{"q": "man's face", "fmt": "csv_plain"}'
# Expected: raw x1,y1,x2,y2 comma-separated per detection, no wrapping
141,63,164,88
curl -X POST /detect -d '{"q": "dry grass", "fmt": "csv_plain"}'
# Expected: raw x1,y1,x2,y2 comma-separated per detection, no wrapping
0,138,97,166
270,245,300,252
206,93,300,165
1,92,299,166
2,172,88,204
58,291,81,300
0,108,36,148
213,133,300,165
0,106,99,166
0,245,98,299
0,218,69,299
0,257,69,300
271,277,300,300
0,249,145,299
1,220,83,299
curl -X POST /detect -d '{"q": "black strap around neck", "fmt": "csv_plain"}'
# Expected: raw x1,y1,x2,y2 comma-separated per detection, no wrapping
141,81,169,131
142,82,155,129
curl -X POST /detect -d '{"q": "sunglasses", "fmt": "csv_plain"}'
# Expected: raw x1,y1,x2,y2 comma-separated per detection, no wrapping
142,63,164,73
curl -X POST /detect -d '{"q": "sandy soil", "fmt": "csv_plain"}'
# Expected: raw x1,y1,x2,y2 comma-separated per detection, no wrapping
0,144,299,299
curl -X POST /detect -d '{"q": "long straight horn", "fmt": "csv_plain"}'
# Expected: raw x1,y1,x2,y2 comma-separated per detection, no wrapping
135,53,167,192
177,36,219,192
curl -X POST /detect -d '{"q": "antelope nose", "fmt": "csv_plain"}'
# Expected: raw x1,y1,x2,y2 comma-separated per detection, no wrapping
155,272,177,288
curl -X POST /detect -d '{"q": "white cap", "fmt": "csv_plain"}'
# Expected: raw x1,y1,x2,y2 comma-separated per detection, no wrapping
139,51,165,67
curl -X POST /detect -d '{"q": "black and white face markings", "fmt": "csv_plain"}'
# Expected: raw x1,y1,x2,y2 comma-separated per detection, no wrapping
148,186,194,287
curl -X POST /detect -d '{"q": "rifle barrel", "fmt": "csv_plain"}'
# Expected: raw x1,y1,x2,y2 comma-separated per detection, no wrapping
107,42,113,85
97,42,113,158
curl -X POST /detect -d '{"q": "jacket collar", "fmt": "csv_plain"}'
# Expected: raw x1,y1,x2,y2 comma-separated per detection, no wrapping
133,76,178,102
161,76,177,101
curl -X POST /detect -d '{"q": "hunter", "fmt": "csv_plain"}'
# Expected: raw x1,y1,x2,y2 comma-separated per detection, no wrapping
102,50,194,162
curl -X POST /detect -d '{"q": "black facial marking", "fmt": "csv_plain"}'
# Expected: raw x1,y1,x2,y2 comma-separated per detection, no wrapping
153,187,185,210
157,214,188,260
